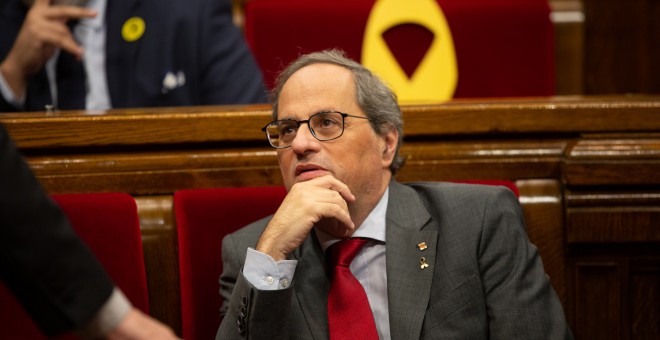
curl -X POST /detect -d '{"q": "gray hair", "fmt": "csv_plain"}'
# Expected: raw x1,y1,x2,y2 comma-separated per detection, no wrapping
270,49,405,175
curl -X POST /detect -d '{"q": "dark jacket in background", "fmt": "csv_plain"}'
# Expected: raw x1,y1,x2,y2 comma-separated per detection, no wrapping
0,0,267,112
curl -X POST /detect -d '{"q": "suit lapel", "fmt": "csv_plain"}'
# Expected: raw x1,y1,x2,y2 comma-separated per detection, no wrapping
385,182,438,339
292,233,330,339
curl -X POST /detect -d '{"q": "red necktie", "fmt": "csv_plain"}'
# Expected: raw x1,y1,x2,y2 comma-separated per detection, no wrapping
327,238,379,339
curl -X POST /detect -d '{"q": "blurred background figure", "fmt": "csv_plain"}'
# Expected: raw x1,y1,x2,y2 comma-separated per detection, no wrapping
0,0,266,113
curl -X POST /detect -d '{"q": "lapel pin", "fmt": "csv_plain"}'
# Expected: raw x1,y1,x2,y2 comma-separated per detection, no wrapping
417,242,427,251
419,257,429,269
122,17,146,42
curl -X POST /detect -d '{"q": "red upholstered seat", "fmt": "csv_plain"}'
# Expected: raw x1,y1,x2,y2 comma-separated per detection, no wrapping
174,186,287,340
245,0,554,98
454,180,519,197
0,193,149,339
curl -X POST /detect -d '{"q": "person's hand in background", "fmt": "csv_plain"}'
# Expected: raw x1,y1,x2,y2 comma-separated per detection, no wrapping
0,0,96,98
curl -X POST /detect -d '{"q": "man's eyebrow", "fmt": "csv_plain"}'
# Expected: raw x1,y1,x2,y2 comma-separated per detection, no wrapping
279,109,337,120
314,109,336,114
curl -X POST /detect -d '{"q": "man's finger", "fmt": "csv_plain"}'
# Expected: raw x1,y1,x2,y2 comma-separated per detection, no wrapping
34,0,52,7
315,175,355,202
45,6,97,21
39,22,83,58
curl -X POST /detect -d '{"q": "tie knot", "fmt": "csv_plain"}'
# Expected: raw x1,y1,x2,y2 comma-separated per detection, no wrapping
328,238,369,268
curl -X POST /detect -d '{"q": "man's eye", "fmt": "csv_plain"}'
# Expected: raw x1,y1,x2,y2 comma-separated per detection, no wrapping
281,126,296,135
320,118,340,127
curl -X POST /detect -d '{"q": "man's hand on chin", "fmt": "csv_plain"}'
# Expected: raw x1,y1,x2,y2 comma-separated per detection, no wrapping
256,175,355,261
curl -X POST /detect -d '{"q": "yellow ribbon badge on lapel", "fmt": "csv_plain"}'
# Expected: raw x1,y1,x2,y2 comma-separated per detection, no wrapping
122,17,146,42
362,0,458,104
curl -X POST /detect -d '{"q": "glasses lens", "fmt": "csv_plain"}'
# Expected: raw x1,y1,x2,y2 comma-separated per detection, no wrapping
309,112,344,141
266,120,298,147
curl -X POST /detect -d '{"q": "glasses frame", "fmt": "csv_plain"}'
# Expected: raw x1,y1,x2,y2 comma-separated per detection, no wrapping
261,111,369,149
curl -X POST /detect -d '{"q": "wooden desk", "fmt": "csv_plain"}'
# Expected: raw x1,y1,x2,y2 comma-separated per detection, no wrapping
3,95,659,339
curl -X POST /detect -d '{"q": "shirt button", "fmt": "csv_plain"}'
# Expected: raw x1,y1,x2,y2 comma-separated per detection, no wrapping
265,276,274,285
280,278,289,288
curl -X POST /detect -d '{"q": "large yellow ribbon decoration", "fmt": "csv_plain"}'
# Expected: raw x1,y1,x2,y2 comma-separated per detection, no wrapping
362,0,458,103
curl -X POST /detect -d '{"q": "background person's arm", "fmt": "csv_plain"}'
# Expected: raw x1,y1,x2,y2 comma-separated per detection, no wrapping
0,0,96,111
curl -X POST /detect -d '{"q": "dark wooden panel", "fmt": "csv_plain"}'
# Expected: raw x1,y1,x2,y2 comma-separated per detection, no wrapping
630,262,660,339
566,190,660,243
573,262,621,340
566,191,660,207
564,138,660,185
27,148,281,195
567,207,660,243
398,139,566,182
135,196,182,336
583,0,660,94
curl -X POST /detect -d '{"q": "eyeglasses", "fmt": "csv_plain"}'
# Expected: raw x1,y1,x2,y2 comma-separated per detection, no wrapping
262,111,369,149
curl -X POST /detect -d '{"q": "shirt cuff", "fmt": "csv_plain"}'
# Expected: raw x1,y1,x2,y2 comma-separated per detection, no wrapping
76,287,132,339
0,69,25,109
243,247,297,290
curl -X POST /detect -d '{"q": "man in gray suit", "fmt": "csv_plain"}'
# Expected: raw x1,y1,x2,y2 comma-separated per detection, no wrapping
216,49,572,339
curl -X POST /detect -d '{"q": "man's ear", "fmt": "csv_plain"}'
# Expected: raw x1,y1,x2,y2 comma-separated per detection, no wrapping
381,127,398,167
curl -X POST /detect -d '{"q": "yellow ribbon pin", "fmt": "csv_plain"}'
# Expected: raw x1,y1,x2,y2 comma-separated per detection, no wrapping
362,0,458,104
122,17,146,42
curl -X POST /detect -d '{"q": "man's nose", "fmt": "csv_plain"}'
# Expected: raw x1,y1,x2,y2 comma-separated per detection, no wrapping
290,123,319,152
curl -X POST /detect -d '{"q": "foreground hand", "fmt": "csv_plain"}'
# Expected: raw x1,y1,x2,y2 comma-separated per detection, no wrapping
256,175,356,261
106,308,180,340
0,0,96,97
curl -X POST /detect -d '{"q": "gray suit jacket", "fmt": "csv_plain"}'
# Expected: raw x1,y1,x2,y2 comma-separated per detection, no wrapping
216,181,572,339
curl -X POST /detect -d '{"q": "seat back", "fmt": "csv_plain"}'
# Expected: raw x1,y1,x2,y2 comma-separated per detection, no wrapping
174,186,287,340
454,179,519,197
0,193,149,339
245,0,554,99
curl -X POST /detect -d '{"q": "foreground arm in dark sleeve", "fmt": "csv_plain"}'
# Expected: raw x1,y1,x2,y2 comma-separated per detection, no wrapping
0,124,115,335
0,124,180,339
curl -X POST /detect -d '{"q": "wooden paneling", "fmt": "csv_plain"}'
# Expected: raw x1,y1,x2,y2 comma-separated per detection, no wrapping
26,148,282,195
573,262,621,339
568,254,660,340
566,190,660,244
567,207,660,243
583,0,660,94
135,196,181,335
399,139,566,181
564,138,660,186
3,97,660,150
630,263,660,339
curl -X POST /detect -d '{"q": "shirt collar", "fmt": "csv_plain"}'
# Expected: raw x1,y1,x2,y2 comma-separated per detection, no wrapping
316,187,389,252
80,0,106,29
